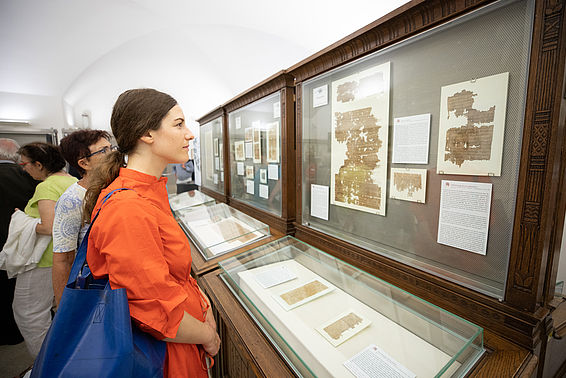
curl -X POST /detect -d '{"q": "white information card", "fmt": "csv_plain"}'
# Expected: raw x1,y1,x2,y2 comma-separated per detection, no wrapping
268,164,279,181
237,162,244,176
254,265,296,289
311,184,329,220
245,142,253,159
246,179,255,195
437,180,492,255
344,344,416,378
392,114,431,164
259,184,269,199
313,84,328,108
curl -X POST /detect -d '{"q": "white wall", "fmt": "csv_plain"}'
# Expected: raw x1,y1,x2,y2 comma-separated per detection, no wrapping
62,25,309,132
0,91,65,131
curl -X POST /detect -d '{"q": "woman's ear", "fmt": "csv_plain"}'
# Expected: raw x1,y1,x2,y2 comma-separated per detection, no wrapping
77,157,89,171
140,132,154,145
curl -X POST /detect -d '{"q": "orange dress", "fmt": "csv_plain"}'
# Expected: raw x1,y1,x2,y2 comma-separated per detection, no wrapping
87,168,209,378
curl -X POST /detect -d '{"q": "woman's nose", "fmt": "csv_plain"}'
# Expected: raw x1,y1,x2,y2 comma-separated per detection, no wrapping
185,127,194,141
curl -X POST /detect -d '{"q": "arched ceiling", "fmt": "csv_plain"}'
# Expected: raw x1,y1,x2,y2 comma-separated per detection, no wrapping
0,0,409,127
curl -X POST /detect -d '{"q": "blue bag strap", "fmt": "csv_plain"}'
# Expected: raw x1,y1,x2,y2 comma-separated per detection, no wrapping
67,188,132,286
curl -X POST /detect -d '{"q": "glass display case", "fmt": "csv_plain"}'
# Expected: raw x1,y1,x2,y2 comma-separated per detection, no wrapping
0,127,59,146
219,236,484,377
299,0,534,300
169,189,215,212
200,116,225,195
228,92,282,217
176,203,270,260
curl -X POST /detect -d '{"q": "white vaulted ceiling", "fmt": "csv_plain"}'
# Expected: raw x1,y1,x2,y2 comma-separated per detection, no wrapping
0,0,408,129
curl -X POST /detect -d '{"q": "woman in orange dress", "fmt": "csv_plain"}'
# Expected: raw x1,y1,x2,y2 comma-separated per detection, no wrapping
83,88,220,377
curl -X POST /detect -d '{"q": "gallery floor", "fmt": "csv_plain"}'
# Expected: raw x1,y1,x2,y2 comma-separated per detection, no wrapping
0,342,33,378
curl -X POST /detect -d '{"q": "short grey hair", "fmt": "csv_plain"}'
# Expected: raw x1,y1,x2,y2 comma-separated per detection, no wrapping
0,138,21,162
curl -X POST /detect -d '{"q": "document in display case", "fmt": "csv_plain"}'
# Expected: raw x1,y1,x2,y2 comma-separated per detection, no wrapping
176,203,270,260
219,236,484,377
168,190,215,212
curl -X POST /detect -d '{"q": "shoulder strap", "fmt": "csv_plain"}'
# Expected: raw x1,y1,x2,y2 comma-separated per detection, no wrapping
67,188,132,286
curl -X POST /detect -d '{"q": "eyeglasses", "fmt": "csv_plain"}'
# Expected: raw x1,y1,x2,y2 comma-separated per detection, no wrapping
83,145,117,159
18,161,31,167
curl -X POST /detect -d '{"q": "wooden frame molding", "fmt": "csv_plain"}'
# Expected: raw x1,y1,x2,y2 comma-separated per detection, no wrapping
506,0,566,311
223,71,294,113
196,106,223,126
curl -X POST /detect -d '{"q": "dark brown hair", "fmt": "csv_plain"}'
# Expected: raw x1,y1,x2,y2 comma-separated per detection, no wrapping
19,142,66,174
83,88,177,223
59,129,111,176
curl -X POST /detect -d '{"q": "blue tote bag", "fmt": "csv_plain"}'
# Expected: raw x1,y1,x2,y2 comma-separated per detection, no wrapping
32,188,166,378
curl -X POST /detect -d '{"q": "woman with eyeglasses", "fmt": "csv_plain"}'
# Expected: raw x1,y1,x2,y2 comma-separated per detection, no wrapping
14,142,77,357
51,130,113,306
83,88,220,377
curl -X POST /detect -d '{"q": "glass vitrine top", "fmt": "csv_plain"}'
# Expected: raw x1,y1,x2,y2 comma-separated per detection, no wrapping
176,202,270,260
220,236,484,377
169,190,215,212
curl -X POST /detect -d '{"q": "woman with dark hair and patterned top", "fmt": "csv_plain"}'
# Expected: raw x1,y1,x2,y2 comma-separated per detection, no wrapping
83,88,220,377
52,129,112,306
14,142,76,357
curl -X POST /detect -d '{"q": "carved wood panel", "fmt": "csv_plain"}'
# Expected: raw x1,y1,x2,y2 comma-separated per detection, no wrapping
199,271,295,378
222,109,231,199
506,0,566,311
282,86,296,225
295,84,303,225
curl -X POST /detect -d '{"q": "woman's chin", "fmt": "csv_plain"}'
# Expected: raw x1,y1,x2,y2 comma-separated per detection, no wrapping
172,156,188,164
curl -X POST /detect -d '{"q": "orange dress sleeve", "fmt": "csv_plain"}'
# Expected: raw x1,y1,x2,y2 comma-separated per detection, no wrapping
87,195,187,340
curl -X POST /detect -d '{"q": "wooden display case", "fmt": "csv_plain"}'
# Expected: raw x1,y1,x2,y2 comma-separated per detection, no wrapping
188,230,283,277
198,73,296,235
223,71,296,235
195,0,566,375
200,267,536,377
197,107,228,203
175,201,284,276
290,0,566,376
